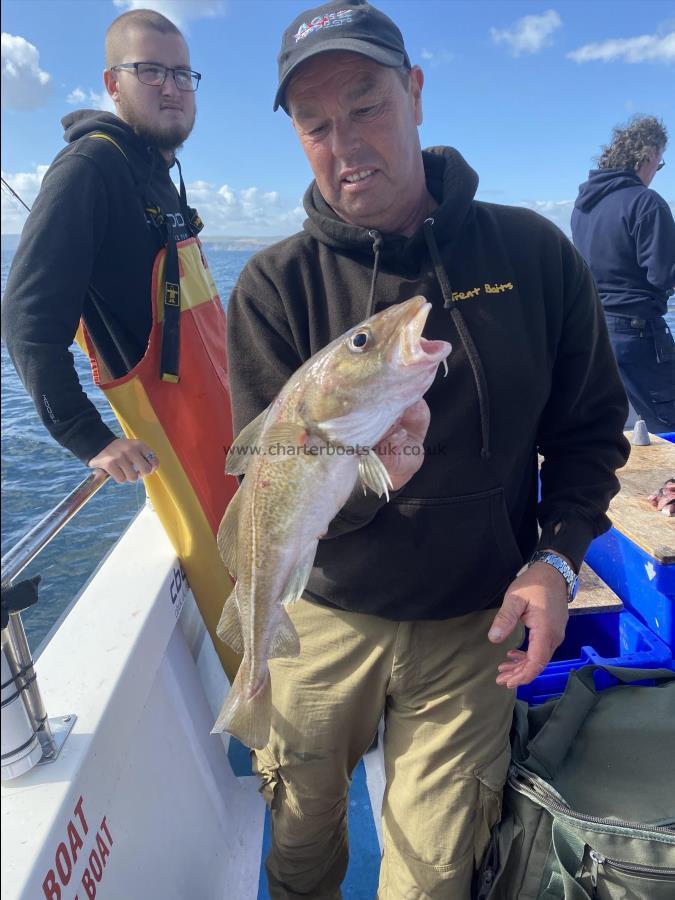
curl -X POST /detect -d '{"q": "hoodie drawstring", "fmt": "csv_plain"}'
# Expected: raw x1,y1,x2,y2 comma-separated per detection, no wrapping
367,230,385,317
423,218,491,459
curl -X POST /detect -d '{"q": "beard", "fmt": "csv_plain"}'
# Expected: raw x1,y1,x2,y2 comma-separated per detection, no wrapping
117,96,196,152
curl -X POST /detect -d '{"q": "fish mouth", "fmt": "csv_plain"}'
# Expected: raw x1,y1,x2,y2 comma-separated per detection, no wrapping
393,298,452,368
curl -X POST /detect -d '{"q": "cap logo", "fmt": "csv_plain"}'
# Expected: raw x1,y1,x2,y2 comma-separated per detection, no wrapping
295,9,353,43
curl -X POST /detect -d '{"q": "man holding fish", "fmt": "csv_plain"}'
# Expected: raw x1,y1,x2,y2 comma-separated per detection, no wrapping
219,2,630,897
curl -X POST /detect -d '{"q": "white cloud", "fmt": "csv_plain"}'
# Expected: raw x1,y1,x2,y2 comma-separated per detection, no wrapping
2,170,303,237
490,10,562,57
66,87,86,105
1,33,52,110
567,32,675,65
1,164,48,232
89,90,116,112
112,0,226,28
186,180,304,236
67,86,115,112
418,48,454,67
516,199,574,237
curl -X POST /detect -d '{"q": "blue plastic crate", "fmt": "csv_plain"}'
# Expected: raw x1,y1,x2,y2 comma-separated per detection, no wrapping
586,529,675,651
517,609,673,705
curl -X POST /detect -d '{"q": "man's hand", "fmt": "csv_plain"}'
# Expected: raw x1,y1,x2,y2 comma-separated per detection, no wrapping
374,398,430,491
488,559,570,688
88,437,159,484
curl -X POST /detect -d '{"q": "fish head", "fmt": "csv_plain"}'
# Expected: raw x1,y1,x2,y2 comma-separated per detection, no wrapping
296,296,452,446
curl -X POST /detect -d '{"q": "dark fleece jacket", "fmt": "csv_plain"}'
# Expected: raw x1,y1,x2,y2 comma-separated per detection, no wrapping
571,168,675,319
2,110,193,464
226,146,630,621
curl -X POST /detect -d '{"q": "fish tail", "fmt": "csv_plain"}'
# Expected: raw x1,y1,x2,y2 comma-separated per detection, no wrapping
211,661,272,750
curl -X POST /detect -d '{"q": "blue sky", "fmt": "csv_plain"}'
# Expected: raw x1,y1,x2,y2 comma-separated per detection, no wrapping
2,0,674,237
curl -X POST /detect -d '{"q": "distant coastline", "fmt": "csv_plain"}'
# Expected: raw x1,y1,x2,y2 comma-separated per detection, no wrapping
200,235,288,251
1,234,289,253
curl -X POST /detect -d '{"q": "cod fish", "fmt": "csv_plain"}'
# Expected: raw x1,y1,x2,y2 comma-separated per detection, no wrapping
213,295,452,749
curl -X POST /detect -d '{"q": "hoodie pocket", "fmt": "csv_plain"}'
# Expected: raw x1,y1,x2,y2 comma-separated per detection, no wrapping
390,488,523,602
311,486,525,618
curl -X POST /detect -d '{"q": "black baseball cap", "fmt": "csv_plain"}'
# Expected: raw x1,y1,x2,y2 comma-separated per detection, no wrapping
274,0,411,113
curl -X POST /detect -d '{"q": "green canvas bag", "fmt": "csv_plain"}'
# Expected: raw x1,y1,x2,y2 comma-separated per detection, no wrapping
476,665,675,899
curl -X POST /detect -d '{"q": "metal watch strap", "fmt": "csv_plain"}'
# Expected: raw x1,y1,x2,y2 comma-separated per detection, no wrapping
529,550,579,601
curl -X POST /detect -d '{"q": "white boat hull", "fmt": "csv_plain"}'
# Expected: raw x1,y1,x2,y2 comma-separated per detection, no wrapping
1,505,266,900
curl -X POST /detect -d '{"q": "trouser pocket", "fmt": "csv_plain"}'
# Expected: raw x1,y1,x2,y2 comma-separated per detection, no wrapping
474,743,513,868
653,324,675,363
253,748,283,809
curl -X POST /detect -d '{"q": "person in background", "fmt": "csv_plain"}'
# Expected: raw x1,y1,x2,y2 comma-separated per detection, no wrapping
2,8,238,678
571,115,675,435
225,2,630,897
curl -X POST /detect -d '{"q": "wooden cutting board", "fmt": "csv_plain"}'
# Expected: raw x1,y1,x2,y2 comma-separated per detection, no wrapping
608,434,675,564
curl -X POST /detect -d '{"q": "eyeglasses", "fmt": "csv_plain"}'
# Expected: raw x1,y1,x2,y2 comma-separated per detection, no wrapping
656,160,665,171
111,62,201,92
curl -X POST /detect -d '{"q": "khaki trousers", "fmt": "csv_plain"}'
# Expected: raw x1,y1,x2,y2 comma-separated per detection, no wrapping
253,597,523,900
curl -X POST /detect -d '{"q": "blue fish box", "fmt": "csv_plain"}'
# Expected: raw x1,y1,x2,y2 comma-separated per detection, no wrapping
517,609,673,706
585,529,675,651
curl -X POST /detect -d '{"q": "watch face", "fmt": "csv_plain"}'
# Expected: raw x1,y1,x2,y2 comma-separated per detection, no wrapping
570,578,579,601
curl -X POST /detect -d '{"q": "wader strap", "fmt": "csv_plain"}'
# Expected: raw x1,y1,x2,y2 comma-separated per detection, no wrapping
175,157,204,235
160,220,181,383
88,132,193,381
89,132,129,161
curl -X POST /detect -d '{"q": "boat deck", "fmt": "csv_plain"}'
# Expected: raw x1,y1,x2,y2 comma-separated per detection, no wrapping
227,737,385,899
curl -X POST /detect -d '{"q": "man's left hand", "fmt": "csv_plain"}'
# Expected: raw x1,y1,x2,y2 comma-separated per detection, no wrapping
374,398,430,491
487,561,570,688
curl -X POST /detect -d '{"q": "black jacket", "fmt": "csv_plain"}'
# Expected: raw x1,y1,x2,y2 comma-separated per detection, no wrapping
2,110,193,464
226,146,630,621
571,168,675,319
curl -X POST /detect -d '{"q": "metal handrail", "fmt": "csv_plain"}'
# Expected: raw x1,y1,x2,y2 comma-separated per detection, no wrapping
1,469,110,588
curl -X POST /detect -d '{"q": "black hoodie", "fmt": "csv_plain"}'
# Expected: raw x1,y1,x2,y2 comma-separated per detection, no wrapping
571,169,675,319
226,147,630,622
2,110,193,464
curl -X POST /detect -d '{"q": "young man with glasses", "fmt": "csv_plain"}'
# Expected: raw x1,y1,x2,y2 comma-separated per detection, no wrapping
2,9,238,678
572,115,675,433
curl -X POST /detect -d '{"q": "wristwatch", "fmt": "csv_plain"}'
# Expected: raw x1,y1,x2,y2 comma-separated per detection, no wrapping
529,551,579,601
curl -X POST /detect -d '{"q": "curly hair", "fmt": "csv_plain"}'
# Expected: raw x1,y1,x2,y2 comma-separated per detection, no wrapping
597,115,668,172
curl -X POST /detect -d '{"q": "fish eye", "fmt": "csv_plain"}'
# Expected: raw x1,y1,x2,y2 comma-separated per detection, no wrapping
348,330,371,352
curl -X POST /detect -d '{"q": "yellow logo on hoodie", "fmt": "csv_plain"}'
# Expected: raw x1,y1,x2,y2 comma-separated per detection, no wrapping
451,282,514,301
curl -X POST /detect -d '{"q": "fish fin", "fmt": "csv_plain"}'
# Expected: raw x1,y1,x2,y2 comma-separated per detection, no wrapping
263,423,307,456
216,487,241,577
320,406,393,448
279,540,318,607
226,406,271,476
358,450,393,501
212,663,272,750
216,587,244,654
268,606,301,659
